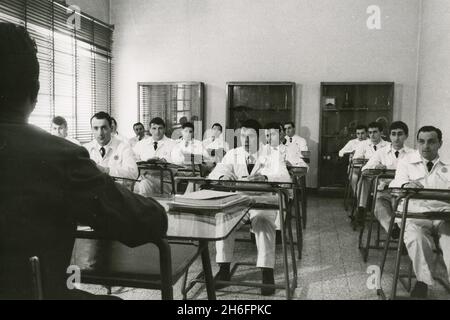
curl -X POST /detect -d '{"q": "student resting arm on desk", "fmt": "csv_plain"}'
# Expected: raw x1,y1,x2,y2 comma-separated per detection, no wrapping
0,22,167,300
388,126,450,299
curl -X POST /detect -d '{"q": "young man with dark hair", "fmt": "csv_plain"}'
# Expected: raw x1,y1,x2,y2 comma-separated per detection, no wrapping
390,126,450,299
359,121,415,230
133,117,176,195
283,121,308,162
209,119,291,296
50,116,81,145
0,22,166,299
339,124,368,158
129,122,149,148
84,111,138,180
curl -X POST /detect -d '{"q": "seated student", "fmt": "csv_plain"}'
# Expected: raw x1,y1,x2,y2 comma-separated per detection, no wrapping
359,121,414,229
84,112,138,180
0,22,167,299
171,122,210,165
389,126,450,299
202,123,229,163
283,121,308,161
262,122,308,169
50,116,81,146
352,122,390,220
133,117,176,196
208,119,291,296
110,117,130,144
338,124,368,158
129,122,149,148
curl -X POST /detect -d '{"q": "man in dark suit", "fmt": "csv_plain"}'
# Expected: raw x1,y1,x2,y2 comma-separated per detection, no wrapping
0,22,167,299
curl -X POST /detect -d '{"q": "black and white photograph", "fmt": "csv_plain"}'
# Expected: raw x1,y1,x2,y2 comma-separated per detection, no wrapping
1,0,450,303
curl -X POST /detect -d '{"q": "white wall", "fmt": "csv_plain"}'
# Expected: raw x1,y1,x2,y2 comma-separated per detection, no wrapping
110,0,421,187
416,0,450,159
67,0,110,23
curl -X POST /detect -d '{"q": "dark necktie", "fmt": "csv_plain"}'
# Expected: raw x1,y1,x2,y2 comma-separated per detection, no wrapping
100,147,106,158
427,161,433,173
290,137,293,143
373,145,377,151
395,151,399,158
247,155,255,174
153,141,158,151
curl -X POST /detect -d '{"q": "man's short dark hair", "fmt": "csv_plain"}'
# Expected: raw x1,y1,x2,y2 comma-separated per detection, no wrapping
368,122,383,132
212,123,223,132
182,122,194,131
389,121,409,136
150,117,166,128
133,122,144,129
355,124,367,132
284,121,295,129
417,126,442,142
52,116,67,128
90,111,112,127
0,23,40,111
241,119,261,133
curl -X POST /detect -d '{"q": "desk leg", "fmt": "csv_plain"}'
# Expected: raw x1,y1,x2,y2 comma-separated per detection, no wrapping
300,176,307,229
199,240,216,300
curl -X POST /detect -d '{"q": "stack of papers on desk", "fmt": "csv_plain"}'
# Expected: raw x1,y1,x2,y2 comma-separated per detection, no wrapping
169,190,250,213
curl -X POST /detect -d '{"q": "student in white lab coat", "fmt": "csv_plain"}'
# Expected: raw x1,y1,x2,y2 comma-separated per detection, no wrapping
129,122,149,148
202,123,229,164
208,120,291,296
50,116,81,146
283,121,308,162
84,112,138,180
353,122,390,223
171,122,210,165
359,121,415,230
133,117,176,196
389,126,450,299
338,124,368,158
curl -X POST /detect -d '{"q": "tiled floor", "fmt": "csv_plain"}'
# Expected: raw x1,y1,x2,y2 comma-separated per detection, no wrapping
81,195,450,300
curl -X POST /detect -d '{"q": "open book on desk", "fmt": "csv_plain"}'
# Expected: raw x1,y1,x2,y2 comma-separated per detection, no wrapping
168,190,251,212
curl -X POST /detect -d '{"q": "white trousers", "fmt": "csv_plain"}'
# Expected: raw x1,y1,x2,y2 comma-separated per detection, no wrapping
403,219,450,286
374,190,393,232
216,209,277,269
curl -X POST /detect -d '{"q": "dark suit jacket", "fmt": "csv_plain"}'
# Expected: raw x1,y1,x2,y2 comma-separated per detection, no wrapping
0,122,167,299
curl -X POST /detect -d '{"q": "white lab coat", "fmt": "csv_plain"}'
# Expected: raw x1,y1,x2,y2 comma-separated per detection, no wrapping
133,136,177,196
353,139,389,160
171,138,210,165
84,137,138,180
360,144,415,231
389,150,450,286
285,134,308,163
209,146,291,268
339,138,368,158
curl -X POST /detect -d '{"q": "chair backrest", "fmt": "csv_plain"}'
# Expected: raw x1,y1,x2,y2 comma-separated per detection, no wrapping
29,256,44,300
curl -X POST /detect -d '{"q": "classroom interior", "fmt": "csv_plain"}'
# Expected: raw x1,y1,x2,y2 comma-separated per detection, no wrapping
1,0,450,300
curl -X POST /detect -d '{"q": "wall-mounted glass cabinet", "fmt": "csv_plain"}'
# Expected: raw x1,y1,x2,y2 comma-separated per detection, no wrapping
319,82,394,190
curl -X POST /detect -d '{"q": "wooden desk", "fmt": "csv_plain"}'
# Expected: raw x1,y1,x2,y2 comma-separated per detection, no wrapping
174,177,299,300
75,197,251,300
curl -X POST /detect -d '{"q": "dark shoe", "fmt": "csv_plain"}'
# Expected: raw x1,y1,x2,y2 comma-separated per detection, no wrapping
391,224,401,240
261,268,275,296
214,263,231,290
355,207,366,227
411,281,428,299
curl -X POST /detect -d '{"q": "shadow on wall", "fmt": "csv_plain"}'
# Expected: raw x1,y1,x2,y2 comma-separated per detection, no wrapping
299,126,318,188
